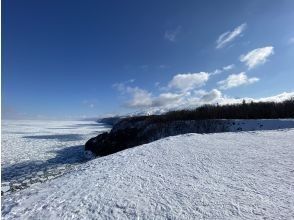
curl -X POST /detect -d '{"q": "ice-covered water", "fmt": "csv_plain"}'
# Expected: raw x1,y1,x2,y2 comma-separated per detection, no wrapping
1,120,110,194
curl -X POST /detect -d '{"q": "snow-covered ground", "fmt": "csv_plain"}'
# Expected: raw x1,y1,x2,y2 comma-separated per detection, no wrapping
2,122,294,219
1,120,110,194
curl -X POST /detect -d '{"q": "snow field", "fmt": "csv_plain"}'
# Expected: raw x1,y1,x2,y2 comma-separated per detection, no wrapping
2,128,294,219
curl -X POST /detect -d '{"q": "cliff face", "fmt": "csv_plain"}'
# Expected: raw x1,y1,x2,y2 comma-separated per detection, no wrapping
87,99,294,157
85,119,229,157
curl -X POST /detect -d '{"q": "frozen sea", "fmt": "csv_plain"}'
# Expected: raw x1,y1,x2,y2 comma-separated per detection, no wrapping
1,120,110,194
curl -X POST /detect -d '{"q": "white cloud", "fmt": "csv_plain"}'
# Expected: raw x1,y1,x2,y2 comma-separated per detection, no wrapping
210,69,222,75
114,78,293,114
240,46,274,69
218,72,259,90
200,89,222,102
223,64,235,71
152,91,293,114
217,92,294,105
113,67,293,114
193,89,206,96
123,87,184,109
113,81,152,108
164,26,181,42
216,23,247,49
251,92,294,103
210,64,235,76
125,87,153,108
152,93,183,107
168,72,209,91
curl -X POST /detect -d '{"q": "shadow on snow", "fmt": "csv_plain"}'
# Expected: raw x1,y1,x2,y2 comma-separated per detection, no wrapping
1,145,87,182
22,134,84,142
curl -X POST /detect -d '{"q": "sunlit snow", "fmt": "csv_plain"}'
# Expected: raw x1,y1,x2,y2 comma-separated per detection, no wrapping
1,120,294,219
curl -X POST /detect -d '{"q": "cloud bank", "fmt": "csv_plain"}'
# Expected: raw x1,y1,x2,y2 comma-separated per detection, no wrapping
113,78,293,115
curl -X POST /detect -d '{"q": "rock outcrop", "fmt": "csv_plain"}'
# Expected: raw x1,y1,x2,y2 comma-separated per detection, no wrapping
85,119,229,157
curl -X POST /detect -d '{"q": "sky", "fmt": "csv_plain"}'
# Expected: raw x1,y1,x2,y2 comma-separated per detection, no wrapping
2,0,294,119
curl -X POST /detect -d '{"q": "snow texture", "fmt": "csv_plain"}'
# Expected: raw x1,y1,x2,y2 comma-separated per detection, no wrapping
1,120,110,193
2,120,294,219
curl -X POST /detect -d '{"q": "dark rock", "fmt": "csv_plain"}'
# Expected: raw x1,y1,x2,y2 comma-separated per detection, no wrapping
85,119,229,157
85,128,143,156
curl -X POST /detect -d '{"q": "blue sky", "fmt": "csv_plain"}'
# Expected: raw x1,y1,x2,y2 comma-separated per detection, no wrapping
2,0,294,119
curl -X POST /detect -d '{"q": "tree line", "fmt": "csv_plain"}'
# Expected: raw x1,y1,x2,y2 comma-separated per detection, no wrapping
122,98,294,124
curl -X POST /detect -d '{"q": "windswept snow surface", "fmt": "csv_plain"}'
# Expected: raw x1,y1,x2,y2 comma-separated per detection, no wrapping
2,129,294,219
1,120,110,193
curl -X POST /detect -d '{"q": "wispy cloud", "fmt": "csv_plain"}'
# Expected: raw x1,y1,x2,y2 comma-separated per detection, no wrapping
210,69,222,75
82,99,97,108
112,79,135,94
159,64,169,69
218,72,259,90
288,37,294,44
223,64,235,71
140,65,149,70
240,46,274,69
210,64,235,76
164,26,181,42
216,23,247,49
